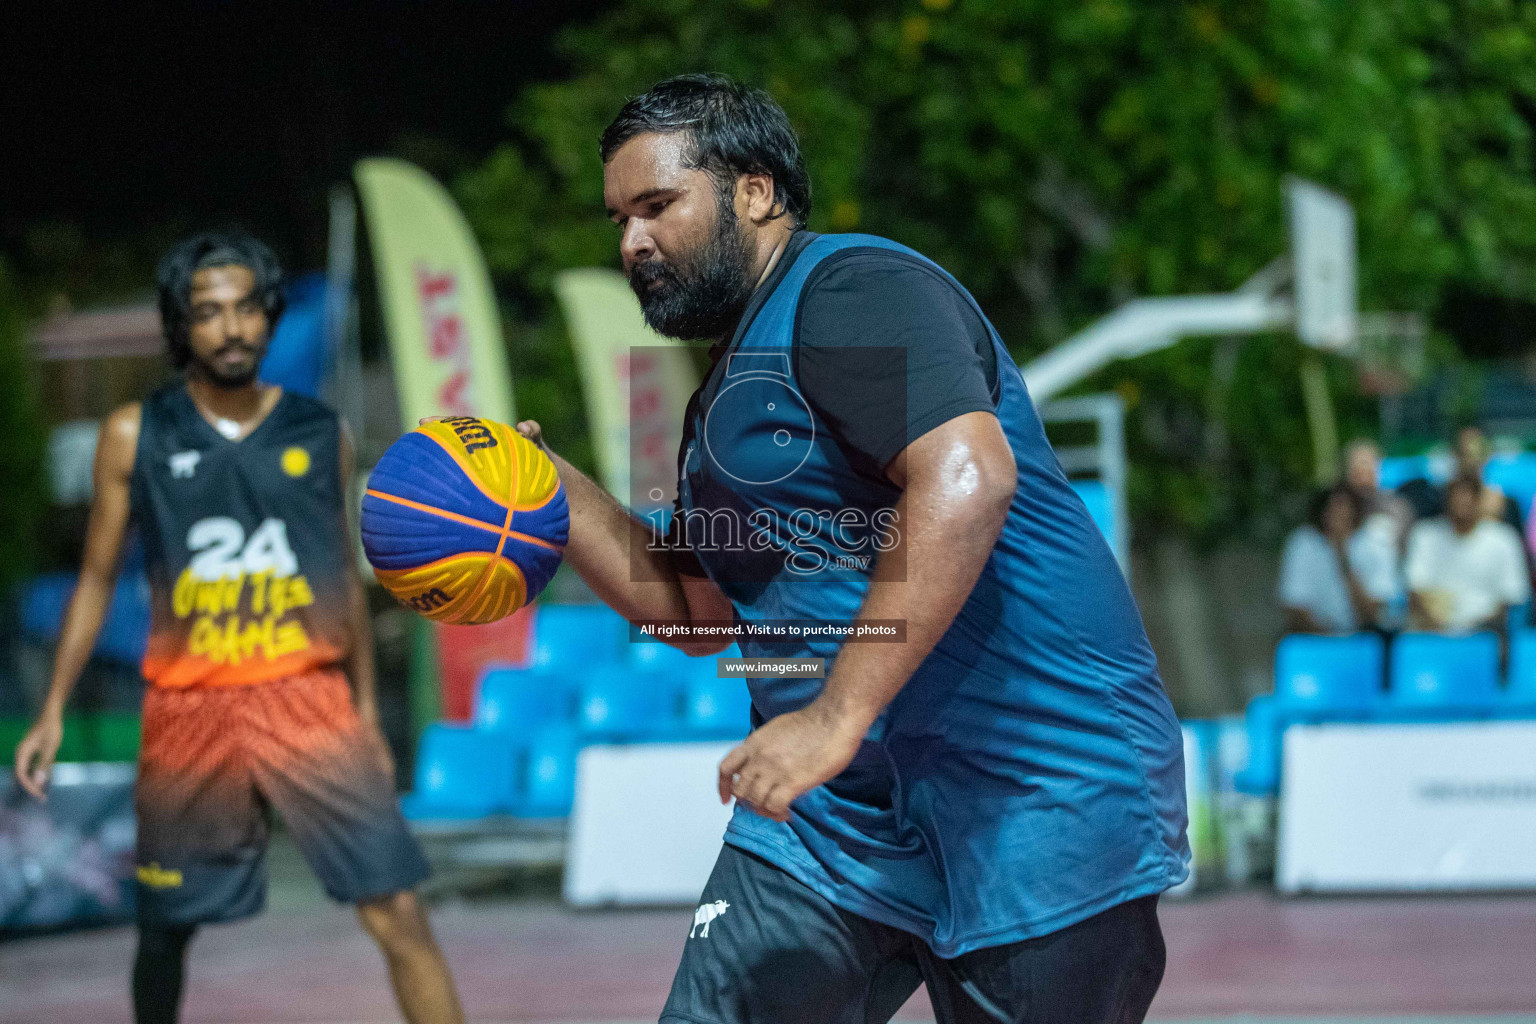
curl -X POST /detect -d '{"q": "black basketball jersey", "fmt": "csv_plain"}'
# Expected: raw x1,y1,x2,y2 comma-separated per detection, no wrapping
130,383,352,687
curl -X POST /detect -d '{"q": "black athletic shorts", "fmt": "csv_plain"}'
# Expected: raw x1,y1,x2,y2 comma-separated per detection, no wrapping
661,844,1166,1024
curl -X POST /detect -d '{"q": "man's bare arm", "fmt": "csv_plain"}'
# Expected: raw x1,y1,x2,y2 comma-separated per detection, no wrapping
12,403,139,800
518,420,734,655
720,411,1017,820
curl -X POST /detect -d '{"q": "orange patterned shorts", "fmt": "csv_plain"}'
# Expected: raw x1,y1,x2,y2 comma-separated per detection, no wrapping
134,668,427,925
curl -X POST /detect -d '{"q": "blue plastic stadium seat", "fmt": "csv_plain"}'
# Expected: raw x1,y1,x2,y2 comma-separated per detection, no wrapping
1499,630,1536,718
1210,714,1252,795
474,667,576,736
1387,632,1501,718
529,604,627,670
576,666,685,740
1273,633,1384,720
1378,455,1434,491
1485,454,1536,520
1233,694,1281,796
684,675,754,738
1071,480,1116,553
629,639,698,674
511,724,581,818
403,725,518,819
630,640,742,673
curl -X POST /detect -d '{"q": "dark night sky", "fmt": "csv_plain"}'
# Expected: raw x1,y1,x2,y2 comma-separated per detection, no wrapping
0,1,609,286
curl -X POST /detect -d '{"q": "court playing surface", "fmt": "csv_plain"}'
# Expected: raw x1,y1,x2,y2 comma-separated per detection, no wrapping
3,836,1534,1023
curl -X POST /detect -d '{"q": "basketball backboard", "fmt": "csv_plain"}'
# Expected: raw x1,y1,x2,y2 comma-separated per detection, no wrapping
1286,176,1358,352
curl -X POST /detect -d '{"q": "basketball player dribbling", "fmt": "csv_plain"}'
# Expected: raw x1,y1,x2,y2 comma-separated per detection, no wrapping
514,75,1189,1024
11,232,465,1024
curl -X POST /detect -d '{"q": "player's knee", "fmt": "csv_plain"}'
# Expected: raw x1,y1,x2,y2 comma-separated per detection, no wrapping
356,890,432,954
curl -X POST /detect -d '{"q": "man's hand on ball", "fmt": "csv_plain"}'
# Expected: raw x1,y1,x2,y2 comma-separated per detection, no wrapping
417,414,546,453
716,700,867,823
515,419,546,451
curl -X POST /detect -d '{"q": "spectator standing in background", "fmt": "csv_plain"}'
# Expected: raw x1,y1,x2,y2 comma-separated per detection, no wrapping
1405,475,1529,636
1398,425,1522,531
1453,425,1524,527
1279,485,1401,634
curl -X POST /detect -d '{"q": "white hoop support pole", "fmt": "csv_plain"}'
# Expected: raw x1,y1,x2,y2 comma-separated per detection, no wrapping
1022,292,1293,404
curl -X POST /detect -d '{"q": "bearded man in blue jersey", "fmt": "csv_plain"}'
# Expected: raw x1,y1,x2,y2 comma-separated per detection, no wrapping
517,74,1189,1024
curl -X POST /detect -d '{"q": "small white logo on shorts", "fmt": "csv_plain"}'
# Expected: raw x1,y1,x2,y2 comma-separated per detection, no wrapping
690,899,730,938
169,451,201,479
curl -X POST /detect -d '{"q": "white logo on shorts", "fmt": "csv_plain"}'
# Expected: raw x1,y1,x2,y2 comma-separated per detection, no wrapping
169,451,201,479
690,899,730,938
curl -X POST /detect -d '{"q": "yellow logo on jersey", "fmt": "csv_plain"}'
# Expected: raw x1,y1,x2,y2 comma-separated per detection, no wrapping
281,447,311,477
137,863,184,889
172,518,317,668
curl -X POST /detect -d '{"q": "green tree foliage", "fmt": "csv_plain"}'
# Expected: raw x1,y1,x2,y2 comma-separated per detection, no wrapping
0,259,50,590
460,0,1536,542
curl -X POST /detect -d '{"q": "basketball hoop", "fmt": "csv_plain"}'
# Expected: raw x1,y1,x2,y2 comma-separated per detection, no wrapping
1021,177,1366,403
1287,177,1358,353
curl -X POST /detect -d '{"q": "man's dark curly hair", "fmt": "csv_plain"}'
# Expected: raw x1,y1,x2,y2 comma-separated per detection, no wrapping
156,231,285,369
599,73,812,227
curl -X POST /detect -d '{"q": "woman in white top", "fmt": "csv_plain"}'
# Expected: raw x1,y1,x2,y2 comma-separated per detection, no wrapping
1278,485,1402,634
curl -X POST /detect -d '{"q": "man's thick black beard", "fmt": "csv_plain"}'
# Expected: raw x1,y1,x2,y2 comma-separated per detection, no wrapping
629,199,756,341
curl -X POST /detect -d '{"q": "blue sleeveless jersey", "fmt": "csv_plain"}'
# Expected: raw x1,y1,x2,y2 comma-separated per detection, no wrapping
676,233,1188,956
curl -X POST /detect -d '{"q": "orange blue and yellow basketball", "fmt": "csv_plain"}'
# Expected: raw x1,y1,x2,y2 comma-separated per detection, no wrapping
361,417,568,625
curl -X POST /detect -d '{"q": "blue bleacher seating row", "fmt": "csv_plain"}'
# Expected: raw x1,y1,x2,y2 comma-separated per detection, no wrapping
1235,630,1536,795
1378,451,1536,518
405,604,749,820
